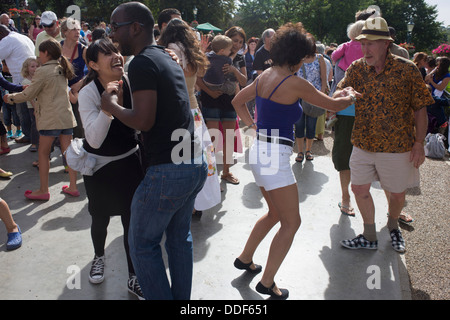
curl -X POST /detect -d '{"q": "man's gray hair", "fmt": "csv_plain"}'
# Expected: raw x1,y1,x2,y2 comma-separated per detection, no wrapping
261,28,275,43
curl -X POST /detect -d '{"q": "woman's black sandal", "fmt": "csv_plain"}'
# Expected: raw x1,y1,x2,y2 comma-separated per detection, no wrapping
295,152,304,162
234,258,262,274
305,150,314,161
255,281,289,300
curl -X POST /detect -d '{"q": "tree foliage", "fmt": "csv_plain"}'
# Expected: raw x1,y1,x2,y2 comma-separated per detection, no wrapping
15,0,445,52
235,0,444,52
159,0,236,30
24,0,235,29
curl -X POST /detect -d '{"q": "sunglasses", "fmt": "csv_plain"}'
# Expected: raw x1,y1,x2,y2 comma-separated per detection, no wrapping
42,22,55,28
110,21,144,32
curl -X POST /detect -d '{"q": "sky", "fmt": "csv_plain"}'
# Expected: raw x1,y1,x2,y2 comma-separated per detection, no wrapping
425,0,450,26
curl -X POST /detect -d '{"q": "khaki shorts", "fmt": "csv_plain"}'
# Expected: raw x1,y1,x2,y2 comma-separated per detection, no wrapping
350,147,420,193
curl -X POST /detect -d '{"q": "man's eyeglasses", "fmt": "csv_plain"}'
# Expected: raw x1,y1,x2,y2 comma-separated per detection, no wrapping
110,21,144,32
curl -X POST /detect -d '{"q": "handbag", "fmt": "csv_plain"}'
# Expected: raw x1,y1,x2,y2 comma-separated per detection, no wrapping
424,133,446,159
301,64,326,118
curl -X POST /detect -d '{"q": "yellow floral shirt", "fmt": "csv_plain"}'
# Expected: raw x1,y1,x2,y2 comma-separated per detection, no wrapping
338,53,434,153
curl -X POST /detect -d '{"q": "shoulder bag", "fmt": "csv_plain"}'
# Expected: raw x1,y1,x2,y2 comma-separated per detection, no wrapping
301,64,326,118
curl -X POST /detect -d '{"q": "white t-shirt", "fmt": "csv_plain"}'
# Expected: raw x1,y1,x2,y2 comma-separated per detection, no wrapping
0,32,35,84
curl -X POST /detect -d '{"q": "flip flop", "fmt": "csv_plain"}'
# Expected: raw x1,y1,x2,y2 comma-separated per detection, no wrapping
221,173,240,185
399,213,414,225
387,212,414,225
0,147,11,155
338,202,355,217
0,171,13,178
62,185,80,197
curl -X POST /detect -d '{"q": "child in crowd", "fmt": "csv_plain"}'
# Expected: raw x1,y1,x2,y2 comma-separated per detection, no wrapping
3,38,79,201
0,61,23,141
203,35,236,96
21,57,40,152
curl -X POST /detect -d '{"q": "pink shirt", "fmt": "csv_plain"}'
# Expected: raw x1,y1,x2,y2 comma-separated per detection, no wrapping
32,27,44,41
331,40,363,71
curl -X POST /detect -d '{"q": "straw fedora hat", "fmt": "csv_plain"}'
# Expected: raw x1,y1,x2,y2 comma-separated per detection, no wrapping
355,17,394,42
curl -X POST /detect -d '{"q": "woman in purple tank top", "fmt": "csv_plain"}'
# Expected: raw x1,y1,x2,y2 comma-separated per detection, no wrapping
232,22,360,299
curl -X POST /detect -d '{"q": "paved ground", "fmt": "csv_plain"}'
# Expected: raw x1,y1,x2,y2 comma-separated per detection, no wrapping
0,128,447,300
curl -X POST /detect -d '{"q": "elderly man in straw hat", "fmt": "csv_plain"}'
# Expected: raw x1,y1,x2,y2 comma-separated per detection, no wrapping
334,17,434,253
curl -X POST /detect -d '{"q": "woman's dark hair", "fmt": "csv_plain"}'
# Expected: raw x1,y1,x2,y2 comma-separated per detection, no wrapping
427,56,436,69
158,18,209,75
225,26,247,51
435,56,450,82
83,38,120,86
33,16,41,28
247,37,258,44
39,38,76,80
270,22,315,68
91,28,107,42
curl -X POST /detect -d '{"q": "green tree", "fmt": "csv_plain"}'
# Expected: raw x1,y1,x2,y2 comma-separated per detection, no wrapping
158,0,235,30
233,0,278,38
234,0,371,42
27,0,160,23
373,0,444,52
235,0,444,51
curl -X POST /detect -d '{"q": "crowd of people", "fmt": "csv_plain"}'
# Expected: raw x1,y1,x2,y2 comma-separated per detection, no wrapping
0,2,447,300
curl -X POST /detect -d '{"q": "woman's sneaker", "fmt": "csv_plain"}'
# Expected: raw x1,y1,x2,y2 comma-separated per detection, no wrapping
340,234,378,250
127,274,145,300
13,129,22,139
6,130,13,139
390,229,406,253
89,255,105,284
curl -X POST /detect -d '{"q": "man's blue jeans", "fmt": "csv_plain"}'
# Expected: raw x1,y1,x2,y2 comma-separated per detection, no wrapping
129,156,207,300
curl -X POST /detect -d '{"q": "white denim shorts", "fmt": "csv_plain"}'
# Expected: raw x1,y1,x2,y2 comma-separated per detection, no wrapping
249,137,296,191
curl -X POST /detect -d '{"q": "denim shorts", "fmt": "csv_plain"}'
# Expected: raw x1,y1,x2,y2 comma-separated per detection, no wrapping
39,128,73,137
202,107,237,122
249,138,296,191
294,113,317,139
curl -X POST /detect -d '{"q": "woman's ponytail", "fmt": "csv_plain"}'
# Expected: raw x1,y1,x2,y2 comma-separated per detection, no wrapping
59,55,76,80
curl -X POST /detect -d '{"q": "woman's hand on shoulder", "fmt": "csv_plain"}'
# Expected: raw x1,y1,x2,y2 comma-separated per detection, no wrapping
165,48,180,65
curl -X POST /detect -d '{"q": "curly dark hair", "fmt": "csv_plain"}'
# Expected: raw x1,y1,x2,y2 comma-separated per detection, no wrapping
270,22,315,68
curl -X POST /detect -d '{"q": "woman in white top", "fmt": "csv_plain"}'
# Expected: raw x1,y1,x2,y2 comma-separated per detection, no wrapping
77,38,144,299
